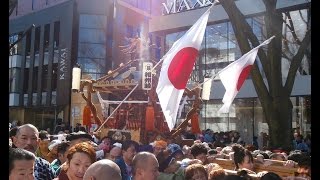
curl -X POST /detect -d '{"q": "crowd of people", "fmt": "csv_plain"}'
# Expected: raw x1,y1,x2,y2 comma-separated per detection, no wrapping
9,123,311,180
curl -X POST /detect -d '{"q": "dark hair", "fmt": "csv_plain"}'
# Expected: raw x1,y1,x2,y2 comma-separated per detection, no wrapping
9,127,18,137
79,126,87,132
287,152,310,167
208,149,218,155
232,144,253,170
157,149,171,172
260,172,282,180
259,152,270,159
100,136,112,143
39,130,49,140
223,175,248,180
57,142,70,154
190,143,208,158
66,131,92,141
9,147,36,174
236,169,252,180
121,140,139,151
287,150,303,163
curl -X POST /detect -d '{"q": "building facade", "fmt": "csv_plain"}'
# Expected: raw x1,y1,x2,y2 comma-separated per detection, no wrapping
9,0,151,131
148,0,311,143
9,0,76,130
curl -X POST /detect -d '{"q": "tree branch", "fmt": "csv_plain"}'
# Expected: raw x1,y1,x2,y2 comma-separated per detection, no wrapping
284,29,310,93
284,12,301,45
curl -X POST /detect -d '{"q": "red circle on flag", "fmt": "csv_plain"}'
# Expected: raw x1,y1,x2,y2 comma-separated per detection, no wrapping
168,47,198,89
237,65,253,91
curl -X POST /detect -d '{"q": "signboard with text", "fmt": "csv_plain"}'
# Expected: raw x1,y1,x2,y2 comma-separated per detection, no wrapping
142,62,153,90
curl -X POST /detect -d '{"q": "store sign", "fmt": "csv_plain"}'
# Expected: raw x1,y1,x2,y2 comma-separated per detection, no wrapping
59,48,68,80
142,62,153,90
162,0,214,15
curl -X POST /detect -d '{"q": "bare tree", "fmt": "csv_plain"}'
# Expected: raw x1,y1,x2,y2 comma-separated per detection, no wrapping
219,0,310,149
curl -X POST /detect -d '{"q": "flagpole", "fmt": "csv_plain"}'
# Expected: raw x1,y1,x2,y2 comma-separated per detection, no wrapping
209,0,220,11
152,58,164,71
191,35,276,91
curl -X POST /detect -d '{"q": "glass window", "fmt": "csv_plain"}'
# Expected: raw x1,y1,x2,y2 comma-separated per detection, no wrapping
291,96,311,136
32,67,38,93
34,26,41,54
52,63,58,91
155,36,161,60
79,28,106,44
282,9,310,76
9,33,23,55
44,24,50,51
206,23,229,63
54,21,60,49
79,14,107,29
51,91,56,105
9,68,21,93
23,68,29,94
78,58,106,74
165,30,186,52
42,65,48,92
78,43,106,58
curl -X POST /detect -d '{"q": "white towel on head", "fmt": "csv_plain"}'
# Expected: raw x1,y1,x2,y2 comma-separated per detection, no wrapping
48,140,62,151
113,142,122,148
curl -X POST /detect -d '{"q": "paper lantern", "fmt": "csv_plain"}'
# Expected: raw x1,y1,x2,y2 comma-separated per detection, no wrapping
145,106,155,131
72,66,81,91
83,105,91,126
191,113,201,134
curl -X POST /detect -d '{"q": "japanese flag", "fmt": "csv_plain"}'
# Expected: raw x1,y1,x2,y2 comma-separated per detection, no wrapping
218,36,275,113
156,8,211,131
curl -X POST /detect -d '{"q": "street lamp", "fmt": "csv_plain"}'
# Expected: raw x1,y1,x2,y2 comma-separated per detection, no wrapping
72,64,81,92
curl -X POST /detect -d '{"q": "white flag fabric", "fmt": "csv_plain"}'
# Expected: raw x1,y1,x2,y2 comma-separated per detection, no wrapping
218,36,275,113
156,8,211,131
